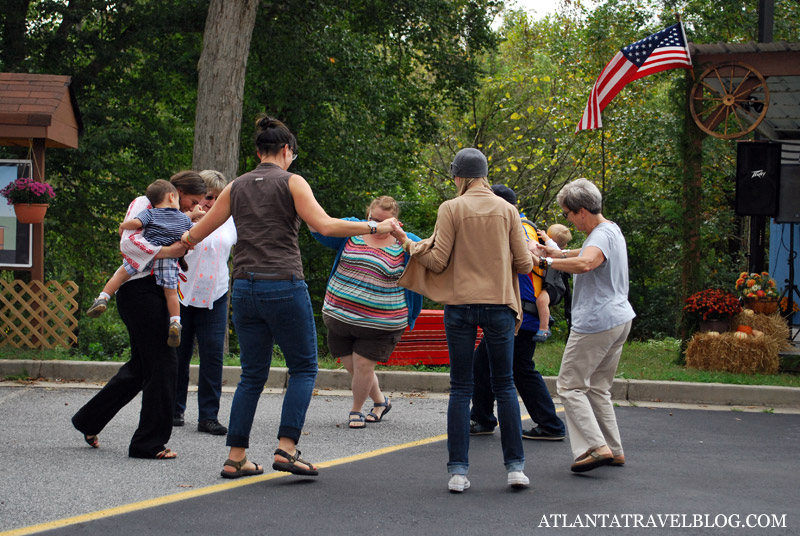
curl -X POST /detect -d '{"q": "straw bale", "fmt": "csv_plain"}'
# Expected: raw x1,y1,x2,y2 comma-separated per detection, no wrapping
733,311,791,346
686,331,779,374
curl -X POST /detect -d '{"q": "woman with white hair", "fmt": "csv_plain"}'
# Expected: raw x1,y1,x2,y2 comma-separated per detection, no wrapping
530,178,635,473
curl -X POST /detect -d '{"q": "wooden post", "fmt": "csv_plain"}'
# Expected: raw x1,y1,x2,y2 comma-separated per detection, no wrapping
31,138,45,282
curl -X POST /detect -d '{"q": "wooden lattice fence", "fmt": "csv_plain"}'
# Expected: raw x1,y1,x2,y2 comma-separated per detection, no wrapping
0,280,78,348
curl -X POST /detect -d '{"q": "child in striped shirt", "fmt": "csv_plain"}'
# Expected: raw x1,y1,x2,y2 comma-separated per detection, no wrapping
87,179,193,347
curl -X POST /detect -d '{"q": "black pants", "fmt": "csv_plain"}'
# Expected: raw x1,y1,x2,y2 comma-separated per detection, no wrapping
470,328,565,435
72,276,177,458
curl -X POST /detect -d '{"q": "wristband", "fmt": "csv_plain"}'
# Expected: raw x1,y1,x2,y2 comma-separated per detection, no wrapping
185,231,197,246
401,239,412,252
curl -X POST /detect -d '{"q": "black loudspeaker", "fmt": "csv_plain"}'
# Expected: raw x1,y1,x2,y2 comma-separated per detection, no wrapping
776,164,800,223
735,141,781,217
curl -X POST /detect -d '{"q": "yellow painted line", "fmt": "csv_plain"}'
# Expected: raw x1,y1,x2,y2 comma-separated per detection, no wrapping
4,404,565,535
0,433,447,536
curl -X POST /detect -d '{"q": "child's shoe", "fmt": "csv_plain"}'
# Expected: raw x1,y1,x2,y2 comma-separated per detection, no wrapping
532,329,551,342
168,321,182,347
86,297,108,318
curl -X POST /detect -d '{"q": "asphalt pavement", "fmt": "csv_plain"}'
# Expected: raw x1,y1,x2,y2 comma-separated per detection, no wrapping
1,383,799,536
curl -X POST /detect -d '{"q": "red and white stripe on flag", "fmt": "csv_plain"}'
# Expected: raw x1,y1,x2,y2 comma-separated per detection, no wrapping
576,22,692,132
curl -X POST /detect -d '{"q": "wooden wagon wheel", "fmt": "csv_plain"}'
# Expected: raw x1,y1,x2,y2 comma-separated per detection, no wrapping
689,62,769,140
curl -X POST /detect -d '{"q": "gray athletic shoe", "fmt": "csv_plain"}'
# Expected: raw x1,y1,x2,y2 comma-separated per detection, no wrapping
86,297,108,318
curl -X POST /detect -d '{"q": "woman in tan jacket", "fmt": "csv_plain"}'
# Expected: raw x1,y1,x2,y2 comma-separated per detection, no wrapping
390,148,534,493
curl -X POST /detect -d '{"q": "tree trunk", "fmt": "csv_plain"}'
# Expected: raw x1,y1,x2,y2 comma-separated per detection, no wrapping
192,0,259,182
679,73,705,346
1,0,32,71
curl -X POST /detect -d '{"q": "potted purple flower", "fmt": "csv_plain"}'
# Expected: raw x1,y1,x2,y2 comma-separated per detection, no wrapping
0,177,55,224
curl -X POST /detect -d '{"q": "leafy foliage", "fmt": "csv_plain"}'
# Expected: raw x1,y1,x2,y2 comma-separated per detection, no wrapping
3,0,799,354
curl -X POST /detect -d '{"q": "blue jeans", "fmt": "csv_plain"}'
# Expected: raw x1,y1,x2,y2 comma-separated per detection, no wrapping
227,278,318,448
444,304,524,475
471,328,565,435
174,293,229,422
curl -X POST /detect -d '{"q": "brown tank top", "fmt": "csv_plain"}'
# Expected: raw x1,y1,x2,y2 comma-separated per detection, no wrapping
229,162,304,279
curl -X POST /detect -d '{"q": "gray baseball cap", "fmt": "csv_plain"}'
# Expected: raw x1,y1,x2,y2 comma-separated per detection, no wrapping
450,148,488,178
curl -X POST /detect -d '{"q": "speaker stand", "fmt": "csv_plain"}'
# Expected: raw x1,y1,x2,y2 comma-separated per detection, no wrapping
778,222,800,342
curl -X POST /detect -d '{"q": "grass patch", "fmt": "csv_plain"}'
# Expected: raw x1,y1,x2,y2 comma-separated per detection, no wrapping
2,338,798,388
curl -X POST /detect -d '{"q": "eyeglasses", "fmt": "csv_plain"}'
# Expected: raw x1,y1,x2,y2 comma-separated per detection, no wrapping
287,144,298,161
561,209,571,219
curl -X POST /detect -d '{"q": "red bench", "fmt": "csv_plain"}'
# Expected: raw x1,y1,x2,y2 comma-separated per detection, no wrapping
381,309,482,366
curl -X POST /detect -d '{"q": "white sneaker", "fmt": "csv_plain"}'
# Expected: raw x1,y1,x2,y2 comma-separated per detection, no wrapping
448,474,470,493
507,471,530,489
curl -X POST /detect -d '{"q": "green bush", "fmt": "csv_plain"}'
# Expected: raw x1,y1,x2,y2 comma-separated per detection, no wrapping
77,309,129,360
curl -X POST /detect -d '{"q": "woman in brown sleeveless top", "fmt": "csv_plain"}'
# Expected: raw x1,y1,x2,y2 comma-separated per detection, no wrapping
183,116,399,479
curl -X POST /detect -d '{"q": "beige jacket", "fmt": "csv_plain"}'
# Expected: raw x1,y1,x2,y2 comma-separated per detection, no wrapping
399,187,534,331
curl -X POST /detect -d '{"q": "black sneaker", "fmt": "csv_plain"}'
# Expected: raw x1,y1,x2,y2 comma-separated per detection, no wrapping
172,413,184,427
469,420,495,436
522,426,565,441
198,419,228,435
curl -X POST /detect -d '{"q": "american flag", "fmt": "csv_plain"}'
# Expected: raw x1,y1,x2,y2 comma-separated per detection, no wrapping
576,23,692,132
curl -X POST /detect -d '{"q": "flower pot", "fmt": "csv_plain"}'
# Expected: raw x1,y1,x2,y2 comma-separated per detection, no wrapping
13,203,48,224
744,297,778,315
698,318,730,333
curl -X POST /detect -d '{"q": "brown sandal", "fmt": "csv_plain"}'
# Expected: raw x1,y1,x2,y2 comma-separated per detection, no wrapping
570,449,613,473
272,448,318,476
220,456,263,479
155,448,177,460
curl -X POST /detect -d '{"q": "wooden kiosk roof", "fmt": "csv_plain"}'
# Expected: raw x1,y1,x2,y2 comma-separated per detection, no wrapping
0,73,83,149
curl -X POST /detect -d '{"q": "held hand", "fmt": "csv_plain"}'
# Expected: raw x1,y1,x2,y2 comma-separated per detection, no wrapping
389,220,407,242
377,217,400,235
536,229,548,243
542,244,561,256
527,241,546,255
160,241,189,258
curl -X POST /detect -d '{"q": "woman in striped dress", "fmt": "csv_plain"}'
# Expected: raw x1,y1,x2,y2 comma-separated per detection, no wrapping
311,196,421,428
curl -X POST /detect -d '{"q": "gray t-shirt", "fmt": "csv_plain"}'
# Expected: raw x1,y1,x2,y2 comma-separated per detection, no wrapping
571,221,636,333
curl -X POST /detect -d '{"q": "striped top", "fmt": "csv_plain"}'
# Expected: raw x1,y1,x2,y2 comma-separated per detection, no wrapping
322,236,408,330
135,207,192,246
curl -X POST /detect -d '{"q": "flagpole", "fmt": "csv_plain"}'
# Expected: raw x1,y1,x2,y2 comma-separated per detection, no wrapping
600,126,606,211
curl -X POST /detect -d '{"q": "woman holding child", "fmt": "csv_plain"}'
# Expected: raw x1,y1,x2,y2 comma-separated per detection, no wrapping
72,171,206,459
182,116,399,479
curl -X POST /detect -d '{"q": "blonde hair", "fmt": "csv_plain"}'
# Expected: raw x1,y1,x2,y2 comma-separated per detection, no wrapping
199,169,228,196
455,177,490,197
366,195,400,218
547,223,572,249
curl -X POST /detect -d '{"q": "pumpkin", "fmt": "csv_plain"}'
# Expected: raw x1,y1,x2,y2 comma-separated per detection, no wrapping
733,331,749,340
